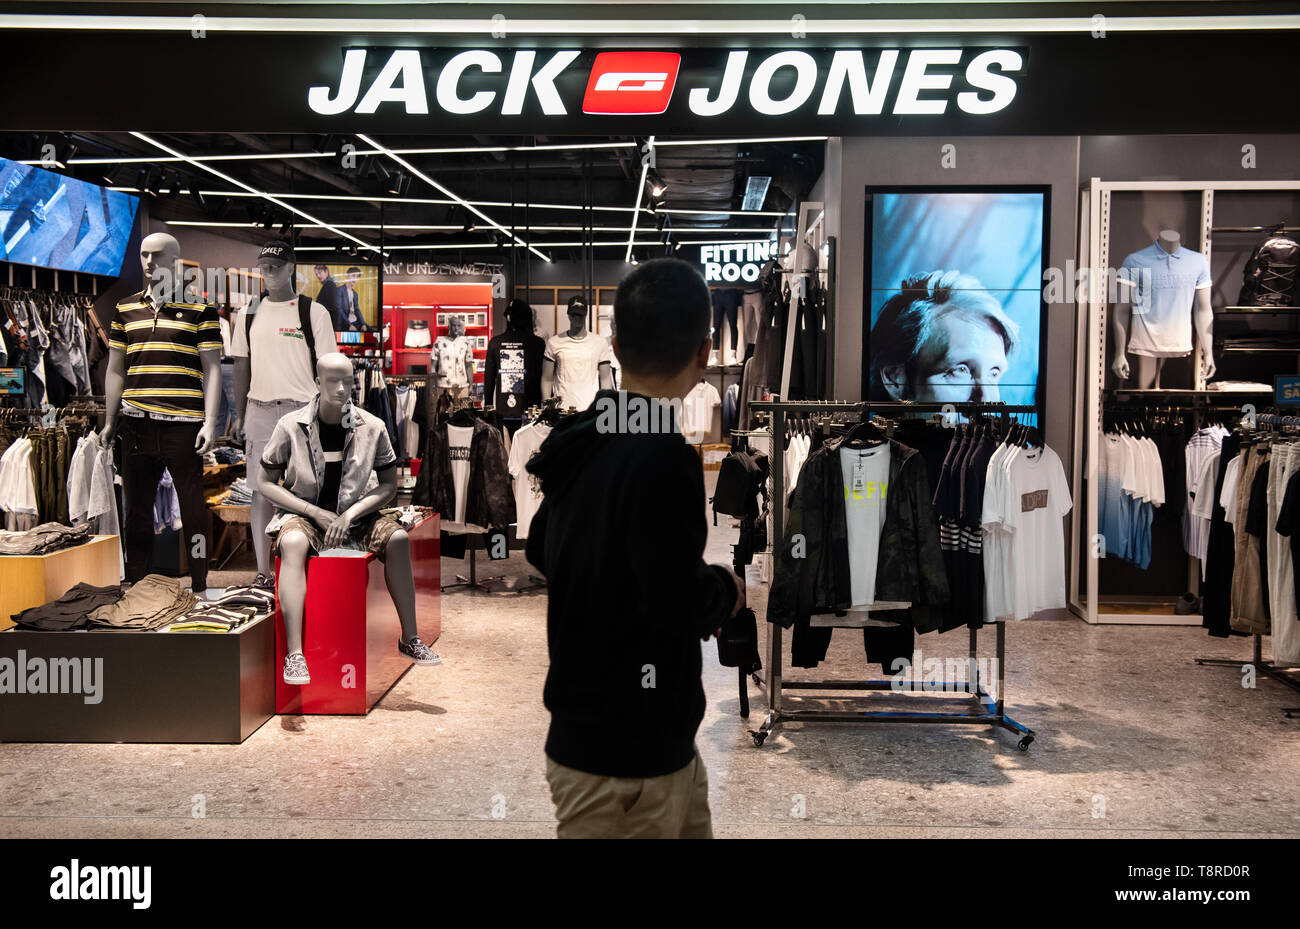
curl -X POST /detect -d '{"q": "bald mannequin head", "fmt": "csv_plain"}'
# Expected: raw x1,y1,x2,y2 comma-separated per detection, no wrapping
314,352,355,419
140,232,181,297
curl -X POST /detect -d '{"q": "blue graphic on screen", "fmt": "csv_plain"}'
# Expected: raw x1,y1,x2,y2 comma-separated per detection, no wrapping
0,156,139,276
867,191,1044,413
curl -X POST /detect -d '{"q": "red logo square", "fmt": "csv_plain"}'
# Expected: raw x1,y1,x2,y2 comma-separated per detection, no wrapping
582,52,681,115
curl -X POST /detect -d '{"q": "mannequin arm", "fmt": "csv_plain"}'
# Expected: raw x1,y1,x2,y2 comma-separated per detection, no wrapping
232,357,251,439
325,468,398,547
542,357,556,399
98,347,126,447
598,360,614,391
464,353,475,391
1110,300,1132,379
1194,289,1216,381
257,464,334,529
196,348,222,454
483,346,499,408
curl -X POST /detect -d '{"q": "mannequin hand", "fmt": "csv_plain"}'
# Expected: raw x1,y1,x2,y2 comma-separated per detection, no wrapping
195,422,216,456
324,512,353,549
1202,356,1217,381
1111,355,1130,380
310,506,335,533
98,418,117,450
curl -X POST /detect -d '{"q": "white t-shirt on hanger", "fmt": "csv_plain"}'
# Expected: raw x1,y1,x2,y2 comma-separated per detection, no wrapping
839,443,909,611
998,444,1072,619
446,424,474,525
507,421,552,540
682,381,722,443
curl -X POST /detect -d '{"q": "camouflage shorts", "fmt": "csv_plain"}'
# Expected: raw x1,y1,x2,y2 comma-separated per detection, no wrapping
273,512,402,562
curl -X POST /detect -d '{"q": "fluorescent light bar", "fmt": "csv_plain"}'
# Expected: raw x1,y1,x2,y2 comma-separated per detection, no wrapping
129,132,379,254
297,241,668,252
163,219,778,234
625,137,653,264
657,136,829,147
1,14,1295,34
356,132,550,263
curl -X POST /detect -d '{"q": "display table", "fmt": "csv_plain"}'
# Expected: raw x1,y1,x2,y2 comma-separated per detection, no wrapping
0,535,120,632
274,514,440,715
0,614,275,743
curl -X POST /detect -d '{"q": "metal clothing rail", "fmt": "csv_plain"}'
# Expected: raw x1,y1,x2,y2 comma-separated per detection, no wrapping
1195,635,1300,718
743,399,1039,750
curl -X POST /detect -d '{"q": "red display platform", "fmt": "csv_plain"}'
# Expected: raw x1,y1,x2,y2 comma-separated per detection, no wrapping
274,514,440,715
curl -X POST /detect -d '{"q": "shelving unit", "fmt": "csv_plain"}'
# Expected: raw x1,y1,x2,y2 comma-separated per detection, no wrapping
1071,177,1300,627
382,280,494,392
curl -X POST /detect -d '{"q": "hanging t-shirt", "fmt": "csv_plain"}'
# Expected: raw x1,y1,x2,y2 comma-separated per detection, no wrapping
432,336,474,389
231,297,338,402
317,420,345,513
545,332,612,412
1117,242,1213,357
1220,454,1243,527
507,421,552,540
980,442,1017,622
447,424,474,524
997,444,1072,619
682,380,722,443
840,443,908,610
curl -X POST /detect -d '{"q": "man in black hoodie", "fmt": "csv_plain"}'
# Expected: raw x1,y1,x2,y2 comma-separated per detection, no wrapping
525,259,744,839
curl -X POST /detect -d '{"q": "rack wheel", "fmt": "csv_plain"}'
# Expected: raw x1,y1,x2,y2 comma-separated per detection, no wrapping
1017,735,1034,752
750,730,767,747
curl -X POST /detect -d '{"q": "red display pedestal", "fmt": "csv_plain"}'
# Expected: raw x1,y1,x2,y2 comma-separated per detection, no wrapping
274,515,440,715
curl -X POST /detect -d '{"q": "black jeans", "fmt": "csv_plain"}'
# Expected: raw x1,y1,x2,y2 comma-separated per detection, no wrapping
119,415,210,591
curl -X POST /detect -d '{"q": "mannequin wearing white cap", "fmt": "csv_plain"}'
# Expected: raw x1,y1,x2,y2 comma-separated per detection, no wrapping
99,231,222,592
230,239,339,588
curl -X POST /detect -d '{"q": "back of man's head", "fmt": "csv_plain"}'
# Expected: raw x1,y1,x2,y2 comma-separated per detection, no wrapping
613,258,711,377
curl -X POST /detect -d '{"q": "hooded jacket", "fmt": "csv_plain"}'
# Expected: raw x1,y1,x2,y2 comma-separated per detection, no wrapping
524,389,735,777
412,417,513,528
768,435,949,654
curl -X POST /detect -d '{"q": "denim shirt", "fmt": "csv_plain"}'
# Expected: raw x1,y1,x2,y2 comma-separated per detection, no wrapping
260,393,396,528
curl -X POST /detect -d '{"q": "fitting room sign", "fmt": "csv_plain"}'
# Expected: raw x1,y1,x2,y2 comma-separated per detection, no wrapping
697,242,777,284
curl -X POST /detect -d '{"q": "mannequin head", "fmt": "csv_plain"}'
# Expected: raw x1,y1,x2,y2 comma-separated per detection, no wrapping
506,298,534,332
314,352,354,419
448,315,466,338
566,296,588,336
257,238,296,301
140,232,180,297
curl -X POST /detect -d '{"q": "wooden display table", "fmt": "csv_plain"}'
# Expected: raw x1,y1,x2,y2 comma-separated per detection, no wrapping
0,535,120,631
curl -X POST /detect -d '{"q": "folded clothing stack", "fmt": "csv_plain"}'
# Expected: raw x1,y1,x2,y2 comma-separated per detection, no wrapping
169,603,258,633
88,574,196,631
222,479,253,506
0,521,93,556
206,584,275,614
11,581,125,631
381,505,434,529
212,447,244,466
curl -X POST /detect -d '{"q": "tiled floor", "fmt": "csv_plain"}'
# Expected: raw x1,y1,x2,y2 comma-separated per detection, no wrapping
3,482,1299,838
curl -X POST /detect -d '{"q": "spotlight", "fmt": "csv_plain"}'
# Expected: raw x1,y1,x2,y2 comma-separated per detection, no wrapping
386,168,410,197
165,171,180,198
280,219,292,236
189,185,207,210
646,169,668,198
102,165,125,186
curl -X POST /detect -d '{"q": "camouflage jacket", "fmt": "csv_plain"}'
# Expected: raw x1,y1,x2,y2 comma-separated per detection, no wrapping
767,435,950,633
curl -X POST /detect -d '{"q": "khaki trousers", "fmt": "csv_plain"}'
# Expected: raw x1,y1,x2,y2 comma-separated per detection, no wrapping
545,752,713,839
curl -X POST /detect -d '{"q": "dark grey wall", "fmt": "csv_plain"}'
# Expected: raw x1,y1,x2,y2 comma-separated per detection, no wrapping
828,135,1081,465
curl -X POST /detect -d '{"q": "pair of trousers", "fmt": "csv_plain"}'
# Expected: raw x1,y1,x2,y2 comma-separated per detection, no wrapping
27,429,68,524
87,573,195,630
545,752,712,839
0,521,91,556
711,290,740,354
1270,443,1300,664
1230,444,1269,635
119,416,210,591
244,397,307,498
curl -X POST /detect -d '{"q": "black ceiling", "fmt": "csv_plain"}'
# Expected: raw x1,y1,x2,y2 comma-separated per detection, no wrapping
0,131,824,264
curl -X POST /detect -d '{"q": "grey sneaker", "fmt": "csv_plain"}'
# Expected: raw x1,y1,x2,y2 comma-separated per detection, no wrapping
283,652,311,685
398,637,442,666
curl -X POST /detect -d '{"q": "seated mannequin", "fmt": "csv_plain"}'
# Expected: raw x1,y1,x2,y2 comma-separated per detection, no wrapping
256,352,440,685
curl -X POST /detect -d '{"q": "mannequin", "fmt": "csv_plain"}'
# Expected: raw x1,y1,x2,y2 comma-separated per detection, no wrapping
1112,229,1215,388
431,314,475,415
257,352,439,684
100,232,220,593
229,239,338,588
542,297,614,412
484,297,545,432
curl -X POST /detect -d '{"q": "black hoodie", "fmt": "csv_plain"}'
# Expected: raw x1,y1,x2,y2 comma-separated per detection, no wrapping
525,389,735,777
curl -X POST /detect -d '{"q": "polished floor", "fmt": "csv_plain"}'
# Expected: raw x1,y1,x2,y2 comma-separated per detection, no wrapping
3,490,1299,839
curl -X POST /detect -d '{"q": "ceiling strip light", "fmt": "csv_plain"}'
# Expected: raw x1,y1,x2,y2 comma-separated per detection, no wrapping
625,137,653,264
129,132,380,255
356,132,550,263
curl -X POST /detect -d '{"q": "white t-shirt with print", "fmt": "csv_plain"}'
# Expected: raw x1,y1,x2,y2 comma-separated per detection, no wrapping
231,297,338,402
997,444,1072,619
507,421,552,540
545,332,612,412
432,336,474,389
840,443,908,610
446,424,474,525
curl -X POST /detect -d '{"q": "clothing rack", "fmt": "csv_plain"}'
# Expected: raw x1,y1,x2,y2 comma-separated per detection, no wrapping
744,399,1040,750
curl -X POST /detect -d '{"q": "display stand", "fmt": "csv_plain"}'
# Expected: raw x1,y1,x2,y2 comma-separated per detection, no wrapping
745,399,1039,751
441,543,505,593
0,535,121,631
1195,635,1300,718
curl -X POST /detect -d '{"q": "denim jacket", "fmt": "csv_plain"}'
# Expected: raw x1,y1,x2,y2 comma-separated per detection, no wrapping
260,393,396,528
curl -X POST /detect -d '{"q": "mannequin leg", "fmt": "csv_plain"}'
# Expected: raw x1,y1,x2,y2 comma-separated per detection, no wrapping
119,420,166,583
382,528,418,641
1133,355,1160,389
278,529,311,655
161,422,210,592
250,491,274,576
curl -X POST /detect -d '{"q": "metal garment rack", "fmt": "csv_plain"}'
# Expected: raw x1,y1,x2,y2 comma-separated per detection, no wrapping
745,399,1039,750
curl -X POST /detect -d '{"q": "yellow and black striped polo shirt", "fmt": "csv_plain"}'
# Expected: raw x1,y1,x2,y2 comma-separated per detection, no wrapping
110,291,222,420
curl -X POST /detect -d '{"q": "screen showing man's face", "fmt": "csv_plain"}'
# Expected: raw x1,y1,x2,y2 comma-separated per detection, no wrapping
912,313,1008,403
315,266,328,282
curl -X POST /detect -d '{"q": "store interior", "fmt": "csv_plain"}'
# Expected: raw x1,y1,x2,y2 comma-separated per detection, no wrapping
1,129,1298,837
